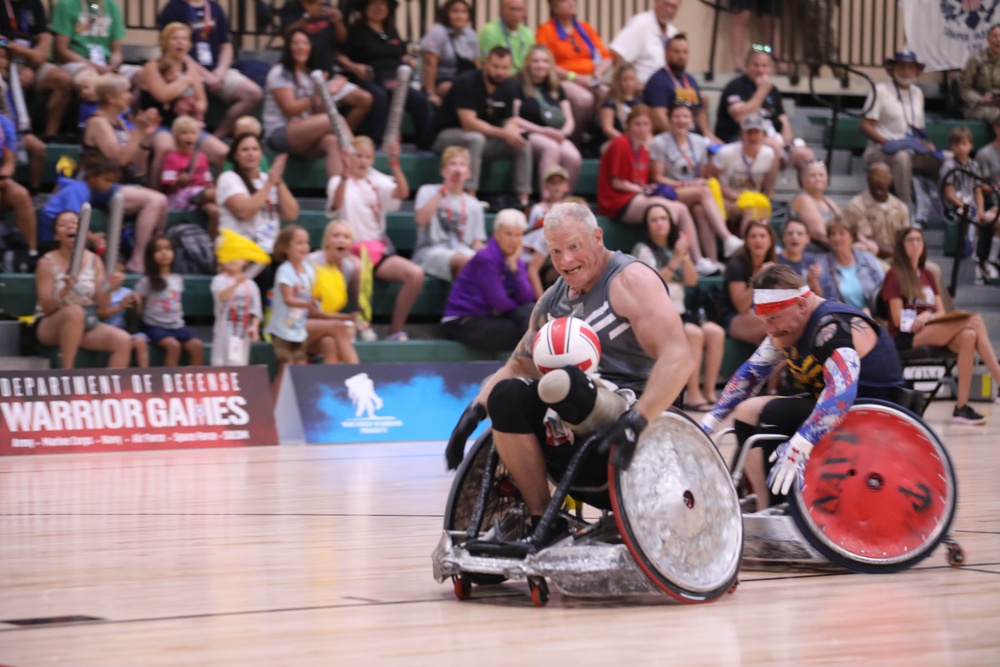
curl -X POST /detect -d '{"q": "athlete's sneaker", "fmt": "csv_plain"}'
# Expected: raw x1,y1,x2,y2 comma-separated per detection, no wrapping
952,403,986,424
723,235,745,258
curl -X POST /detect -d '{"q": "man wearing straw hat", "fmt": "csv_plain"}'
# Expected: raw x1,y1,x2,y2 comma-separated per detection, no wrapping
861,50,944,214
699,264,906,511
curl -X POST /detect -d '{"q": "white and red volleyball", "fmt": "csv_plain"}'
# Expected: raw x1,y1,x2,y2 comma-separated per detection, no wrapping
532,317,601,375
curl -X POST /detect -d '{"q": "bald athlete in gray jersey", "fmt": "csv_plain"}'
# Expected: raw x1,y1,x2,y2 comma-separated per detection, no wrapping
445,202,693,553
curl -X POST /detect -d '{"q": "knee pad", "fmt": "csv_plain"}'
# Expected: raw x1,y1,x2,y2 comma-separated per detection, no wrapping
487,378,543,434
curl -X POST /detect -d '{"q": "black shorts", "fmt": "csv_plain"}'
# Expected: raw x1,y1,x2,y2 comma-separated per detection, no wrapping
487,378,612,496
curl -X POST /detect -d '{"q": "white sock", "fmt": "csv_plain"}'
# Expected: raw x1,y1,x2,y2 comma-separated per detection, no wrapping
989,236,1000,264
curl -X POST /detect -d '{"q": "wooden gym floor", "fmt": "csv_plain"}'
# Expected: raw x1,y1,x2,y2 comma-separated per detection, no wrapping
1,400,999,666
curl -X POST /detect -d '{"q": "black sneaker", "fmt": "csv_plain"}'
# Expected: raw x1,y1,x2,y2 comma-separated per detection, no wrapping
952,404,986,425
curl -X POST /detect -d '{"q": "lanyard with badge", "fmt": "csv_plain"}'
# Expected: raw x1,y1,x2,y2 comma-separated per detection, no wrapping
667,70,699,107
285,268,311,329
227,280,251,364
359,177,382,225
741,150,760,191
441,188,467,247
893,82,921,138
501,22,523,65
191,1,215,67
77,0,107,65
670,133,700,178
629,136,646,185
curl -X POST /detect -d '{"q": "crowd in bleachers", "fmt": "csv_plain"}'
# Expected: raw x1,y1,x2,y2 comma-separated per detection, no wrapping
4,0,1000,412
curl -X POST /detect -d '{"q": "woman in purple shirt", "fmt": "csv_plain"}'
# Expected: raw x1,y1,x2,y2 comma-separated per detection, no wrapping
442,208,536,352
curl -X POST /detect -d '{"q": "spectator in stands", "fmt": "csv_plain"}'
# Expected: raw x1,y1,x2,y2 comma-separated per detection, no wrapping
0,0,72,141
789,160,840,247
303,227,360,365
210,257,261,366
714,218,775,345
597,104,715,273
266,224,317,397
262,29,351,181
441,208,535,353
412,146,487,281
0,47,47,198
513,44,582,193
776,218,823,295
818,215,883,314
0,104,37,259
280,0,374,135
959,24,1000,124
309,219,363,312
650,102,744,268
342,0,431,149
103,256,150,367
34,210,132,368
861,51,942,214
478,0,534,73
730,6,784,75
845,161,910,261
326,135,421,341
135,234,204,367
430,46,532,207
218,134,299,285
421,0,479,105
644,34,719,141
706,113,776,235
845,160,954,311
73,68,100,131
160,115,219,237
609,0,680,86
598,63,641,146
82,73,158,181
715,45,813,178
941,125,1000,280
976,115,1000,181
82,100,170,274
523,166,571,297
882,227,1000,423
158,0,264,139
535,0,612,143
632,202,724,411
50,0,138,82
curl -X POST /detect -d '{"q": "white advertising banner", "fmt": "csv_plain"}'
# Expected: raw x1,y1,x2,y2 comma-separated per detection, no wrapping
902,0,1000,71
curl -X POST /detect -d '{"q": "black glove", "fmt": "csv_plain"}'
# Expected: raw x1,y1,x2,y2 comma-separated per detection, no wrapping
445,402,487,470
595,409,648,471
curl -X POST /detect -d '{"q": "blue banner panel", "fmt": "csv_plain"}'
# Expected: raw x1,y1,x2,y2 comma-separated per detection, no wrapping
289,362,502,444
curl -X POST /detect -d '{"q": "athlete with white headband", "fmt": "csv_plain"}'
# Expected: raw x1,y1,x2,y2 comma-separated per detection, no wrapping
700,264,907,510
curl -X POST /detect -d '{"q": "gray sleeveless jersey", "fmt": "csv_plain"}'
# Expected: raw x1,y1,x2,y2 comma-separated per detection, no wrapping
536,251,656,395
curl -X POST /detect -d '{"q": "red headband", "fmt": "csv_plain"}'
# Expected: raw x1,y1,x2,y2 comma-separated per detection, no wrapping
753,288,812,315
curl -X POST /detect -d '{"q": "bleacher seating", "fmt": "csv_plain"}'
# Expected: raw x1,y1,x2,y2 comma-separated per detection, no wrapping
808,116,995,154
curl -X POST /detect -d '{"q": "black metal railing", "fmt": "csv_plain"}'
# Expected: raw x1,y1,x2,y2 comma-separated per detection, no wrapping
118,0,904,70
697,0,904,82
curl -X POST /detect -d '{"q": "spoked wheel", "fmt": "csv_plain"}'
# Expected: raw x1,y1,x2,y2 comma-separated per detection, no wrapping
787,400,958,574
444,428,525,585
609,410,744,603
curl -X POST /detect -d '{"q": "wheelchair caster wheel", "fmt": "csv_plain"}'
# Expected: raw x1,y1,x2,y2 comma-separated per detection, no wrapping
453,575,472,601
528,577,549,608
945,540,965,567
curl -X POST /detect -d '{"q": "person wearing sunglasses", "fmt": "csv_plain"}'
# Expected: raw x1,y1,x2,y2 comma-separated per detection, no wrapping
714,44,815,184
535,0,611,143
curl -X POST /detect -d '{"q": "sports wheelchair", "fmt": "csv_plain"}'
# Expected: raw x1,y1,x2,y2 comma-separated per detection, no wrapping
721,399,965,572
432,410,744,606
